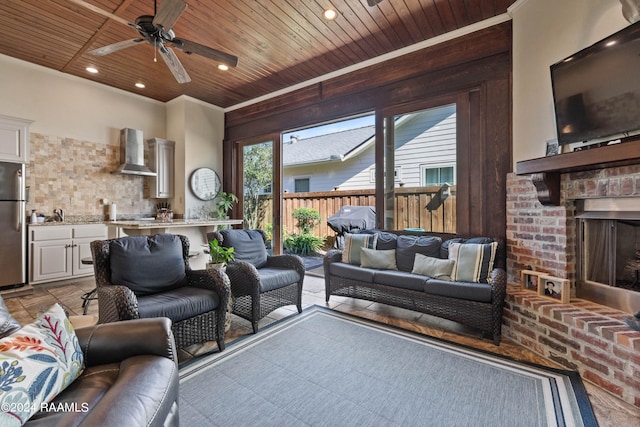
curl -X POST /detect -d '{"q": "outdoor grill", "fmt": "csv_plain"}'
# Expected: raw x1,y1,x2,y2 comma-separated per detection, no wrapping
327,205,376,248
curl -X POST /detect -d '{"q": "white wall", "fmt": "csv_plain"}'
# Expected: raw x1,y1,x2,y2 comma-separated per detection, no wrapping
166,96,225,219
510,0,628,166
1,54,225,223
0,54,166,144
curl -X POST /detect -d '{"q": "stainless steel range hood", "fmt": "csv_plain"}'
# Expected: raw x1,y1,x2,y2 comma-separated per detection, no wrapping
112,128,157,176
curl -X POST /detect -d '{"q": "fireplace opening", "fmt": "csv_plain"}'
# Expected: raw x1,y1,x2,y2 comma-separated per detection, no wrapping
576,198,640,313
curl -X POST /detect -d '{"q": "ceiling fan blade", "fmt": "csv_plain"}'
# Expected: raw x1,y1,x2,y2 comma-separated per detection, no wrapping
171,38,239,68
88,38,145,56
67,0,137,29
158,44,191,83
153,0,188,31
367,0,385,6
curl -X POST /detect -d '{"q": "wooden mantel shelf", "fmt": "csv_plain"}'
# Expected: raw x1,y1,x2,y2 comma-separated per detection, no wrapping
515,138,640,205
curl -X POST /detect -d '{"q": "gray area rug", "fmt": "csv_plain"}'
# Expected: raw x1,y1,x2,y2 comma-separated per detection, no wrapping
179,306,596,426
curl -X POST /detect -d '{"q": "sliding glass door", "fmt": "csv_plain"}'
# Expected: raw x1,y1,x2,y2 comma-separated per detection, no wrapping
232,100,458,252
238,138,279,252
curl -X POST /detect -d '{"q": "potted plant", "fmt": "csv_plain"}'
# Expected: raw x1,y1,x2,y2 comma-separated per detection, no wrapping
216,192,239,219
207,239,235,270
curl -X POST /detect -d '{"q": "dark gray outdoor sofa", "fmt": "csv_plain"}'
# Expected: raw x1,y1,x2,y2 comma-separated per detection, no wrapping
324,231,507,344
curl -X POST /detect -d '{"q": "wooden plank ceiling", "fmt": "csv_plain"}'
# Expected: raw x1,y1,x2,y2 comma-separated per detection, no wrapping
0,0,515,108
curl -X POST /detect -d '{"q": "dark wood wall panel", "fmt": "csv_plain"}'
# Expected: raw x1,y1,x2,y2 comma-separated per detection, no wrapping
484,77,512,238
226,22,511,130
224,21,512,239
320,24,511,100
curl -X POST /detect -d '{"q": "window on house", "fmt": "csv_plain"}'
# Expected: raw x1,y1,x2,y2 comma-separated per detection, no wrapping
294,178,310,192
422,165,455,186
370,167,402,183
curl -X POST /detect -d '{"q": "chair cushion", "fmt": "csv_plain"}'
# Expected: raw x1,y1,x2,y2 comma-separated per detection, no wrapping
110,234,187,296
330,263,376,283
137,287,220,323
395,235,442,272
373,231,398,250
220,230,268,268
424,279,493,303
358,230,398,250
373,270,428,292
258,268,301,293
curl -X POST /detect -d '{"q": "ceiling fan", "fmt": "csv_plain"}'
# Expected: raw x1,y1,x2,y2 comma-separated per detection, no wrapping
69,0,238,84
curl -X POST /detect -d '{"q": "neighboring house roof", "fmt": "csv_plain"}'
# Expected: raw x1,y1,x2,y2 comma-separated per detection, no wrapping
283,125,375,167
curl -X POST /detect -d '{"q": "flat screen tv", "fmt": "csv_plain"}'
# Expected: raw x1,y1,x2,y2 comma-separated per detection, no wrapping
550,21,640,145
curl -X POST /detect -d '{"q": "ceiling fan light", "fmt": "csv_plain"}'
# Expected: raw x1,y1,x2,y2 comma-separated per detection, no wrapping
135,82,146,89
323,9,337,21
218,64,229,71
86,67,98,74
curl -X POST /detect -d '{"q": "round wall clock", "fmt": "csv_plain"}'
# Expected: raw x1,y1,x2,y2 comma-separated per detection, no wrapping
190,167,221,201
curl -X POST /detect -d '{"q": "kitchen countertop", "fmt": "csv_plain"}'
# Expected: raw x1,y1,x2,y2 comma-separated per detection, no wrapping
28,220,106,226
28,218,244,228
105,219,243,228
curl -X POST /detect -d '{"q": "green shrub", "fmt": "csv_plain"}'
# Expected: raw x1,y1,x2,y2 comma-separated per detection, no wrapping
291,207,321,235
264,223,288,242
284,234,325,256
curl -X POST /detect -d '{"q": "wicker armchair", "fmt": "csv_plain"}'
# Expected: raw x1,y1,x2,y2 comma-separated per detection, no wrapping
208,229,304,333
91,234,230,351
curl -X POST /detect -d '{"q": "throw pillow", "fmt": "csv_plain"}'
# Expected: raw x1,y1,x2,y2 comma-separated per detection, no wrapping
360,248,398,270
0,304,84,426
411,253,455,280
342,233,378,265
449,242,498,283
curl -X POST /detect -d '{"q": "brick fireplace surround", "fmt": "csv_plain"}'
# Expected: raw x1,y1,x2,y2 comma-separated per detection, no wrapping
505,165,640,409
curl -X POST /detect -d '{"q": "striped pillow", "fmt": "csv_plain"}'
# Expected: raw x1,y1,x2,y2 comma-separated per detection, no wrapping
342,233,378,265
449,242,498,283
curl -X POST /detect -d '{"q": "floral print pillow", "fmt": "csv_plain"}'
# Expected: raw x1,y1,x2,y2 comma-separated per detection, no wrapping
0,304,84,426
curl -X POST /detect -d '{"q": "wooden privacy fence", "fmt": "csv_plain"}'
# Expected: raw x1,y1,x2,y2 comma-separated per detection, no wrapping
257,186,456,237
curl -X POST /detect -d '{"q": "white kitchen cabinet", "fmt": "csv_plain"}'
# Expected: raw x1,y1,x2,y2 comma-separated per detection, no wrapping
0,115,32,163
147,138,175,198
30,224,106,284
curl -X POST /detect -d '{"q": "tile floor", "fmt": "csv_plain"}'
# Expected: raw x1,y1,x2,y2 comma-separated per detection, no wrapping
3,269,639,426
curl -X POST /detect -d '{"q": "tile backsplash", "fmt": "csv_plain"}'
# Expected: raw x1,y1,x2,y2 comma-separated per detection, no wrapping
26,133,156,218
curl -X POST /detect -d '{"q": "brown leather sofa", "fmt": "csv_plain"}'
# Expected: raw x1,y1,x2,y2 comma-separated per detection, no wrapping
24,317,179,426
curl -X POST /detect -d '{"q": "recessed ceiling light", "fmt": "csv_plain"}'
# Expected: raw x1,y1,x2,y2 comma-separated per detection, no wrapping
135,82,145,89
86,67,98,74
323,9,337,21
218,64,229,71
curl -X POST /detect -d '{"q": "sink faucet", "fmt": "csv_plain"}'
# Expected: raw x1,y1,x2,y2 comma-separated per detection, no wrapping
53,208,64,222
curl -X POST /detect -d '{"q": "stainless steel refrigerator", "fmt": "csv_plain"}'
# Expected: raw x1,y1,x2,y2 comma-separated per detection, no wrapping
0,161,26,289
